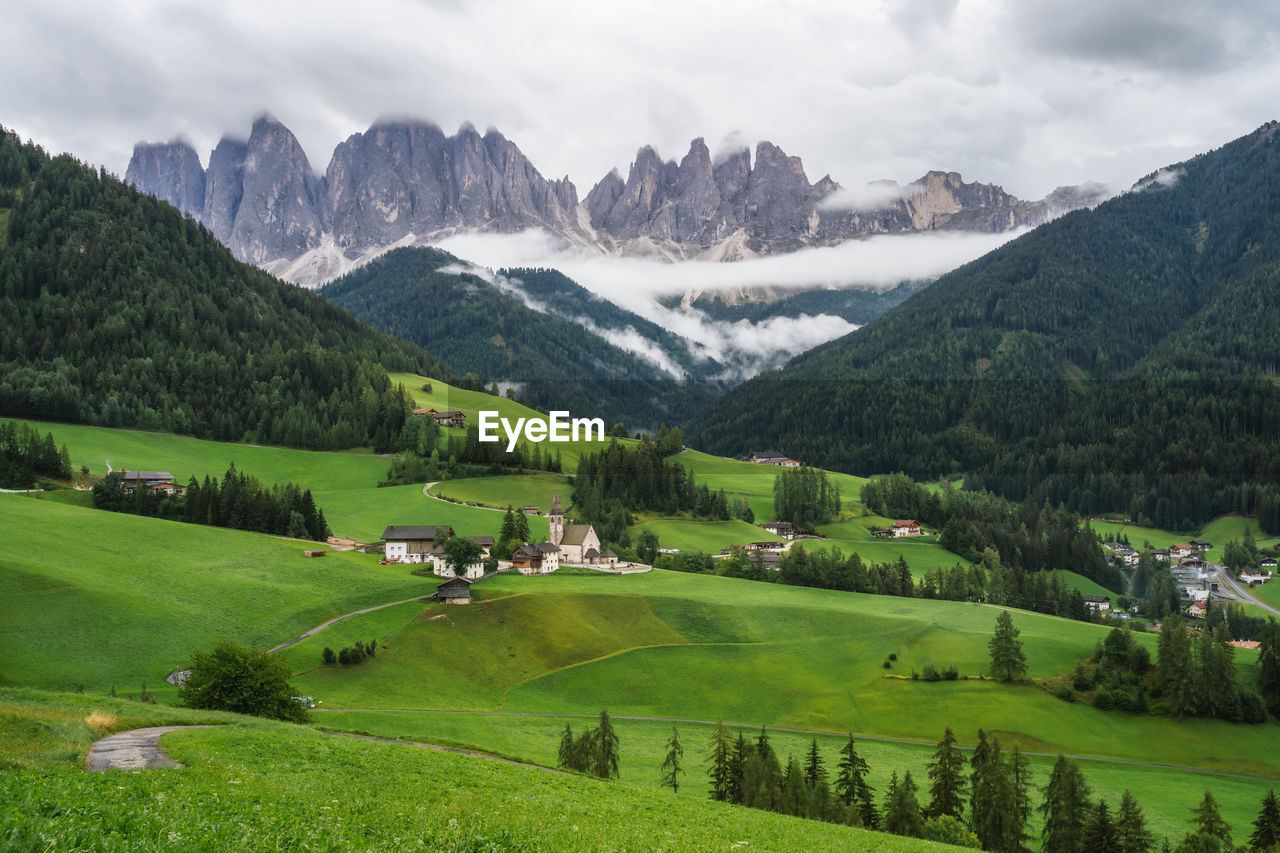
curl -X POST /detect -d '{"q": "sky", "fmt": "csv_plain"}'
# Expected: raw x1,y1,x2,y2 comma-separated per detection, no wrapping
6,0,1280,201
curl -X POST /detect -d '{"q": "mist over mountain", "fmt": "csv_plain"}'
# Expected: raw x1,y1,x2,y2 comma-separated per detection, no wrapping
126,115,1108,287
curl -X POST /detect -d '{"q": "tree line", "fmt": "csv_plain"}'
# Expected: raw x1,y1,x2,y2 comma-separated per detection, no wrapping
92,463,330,541
0,420,71,488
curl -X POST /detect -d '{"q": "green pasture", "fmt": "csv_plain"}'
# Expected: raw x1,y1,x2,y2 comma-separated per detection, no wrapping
430,471,570,513
312,482,543,544
676,449,870,522
799,538,968,575
0,690,942,853
1051,570,1122,598
289,569,1280,781
633,516,771,553
1089,515,1279,567
315,709,1278,844
4,418,387,492
0,495,434,692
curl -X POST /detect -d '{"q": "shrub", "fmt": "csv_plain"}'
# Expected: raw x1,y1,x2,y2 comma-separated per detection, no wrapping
1055,683,1075,702
1072,669,1093,692
922,664,941,682
323,647,336,665
883,660,892,669
888,653,898,661
943,665,959,681
179,640,308,723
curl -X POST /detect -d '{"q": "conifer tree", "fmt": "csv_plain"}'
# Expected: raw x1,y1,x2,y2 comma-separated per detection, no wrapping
1258,619,1280,711
804,738,827,787
556,723,574,770
659,726,684,793
1040,754,1092,853
729,733,748,804
1189,791,1231,845
927,726,967,819
592,709,619,779
1158,615,1195,717
988,610,1028,681
1251,789,1280,852
1084,800,1118,852
883,770,926,838
1117,790,1154,853
707,717,733,801
836,734,877,828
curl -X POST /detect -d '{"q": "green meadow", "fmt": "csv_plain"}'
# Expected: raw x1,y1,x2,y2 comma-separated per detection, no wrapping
288,570,1280,782
313,709,1277,844
677,449,870,523
633,515,774,553
429,471,571,513
0,495,433,692
0,690,942,853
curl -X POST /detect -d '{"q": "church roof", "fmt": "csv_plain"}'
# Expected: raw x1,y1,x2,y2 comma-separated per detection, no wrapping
560,524,596,546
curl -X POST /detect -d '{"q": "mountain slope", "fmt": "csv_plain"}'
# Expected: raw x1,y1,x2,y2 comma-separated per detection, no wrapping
0,126,452,450
319,247,719,428
691,122,1280,530
127,116,1106,285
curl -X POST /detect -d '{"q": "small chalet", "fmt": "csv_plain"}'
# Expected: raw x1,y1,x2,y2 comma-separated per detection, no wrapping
512,543,560,574
742,541,785,552
429,536,495,580
1188,600,1207,619
759,521,795,540
1240,570,1271,586
744,452,801,467
522,505,541,516
872,528,895,538
435,576,473,605
1147,548,1171,563
1082,595,1111,613
381,525,454,564
1261,557,1277,569
118,470,181,495
412,408,465,428
891,520,922,537
1190,539,1213,552
1171,544,1194,559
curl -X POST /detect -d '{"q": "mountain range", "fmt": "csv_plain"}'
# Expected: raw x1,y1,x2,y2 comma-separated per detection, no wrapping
125,115,1109,286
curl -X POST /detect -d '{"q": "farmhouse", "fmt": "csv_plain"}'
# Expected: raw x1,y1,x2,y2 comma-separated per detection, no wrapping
428,536,495,579
891,520,922,537
381,525,454,564
1082,595,1111,613
1261,557,1277,569
1240,570,1271,586
522,505,541,516
1190,539,1213,552
760,521,795,540
117,470,181,495
1147,548,1171,563
435,576,472,605
743,452,802,467
511,543,560,574
1171,544,1194,559
413,408,466,428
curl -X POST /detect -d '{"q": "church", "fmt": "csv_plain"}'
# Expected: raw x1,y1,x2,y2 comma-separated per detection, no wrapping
548,490,601,564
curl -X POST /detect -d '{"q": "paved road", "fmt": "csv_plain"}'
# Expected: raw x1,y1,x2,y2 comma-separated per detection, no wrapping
313,707,1280,783
86,725,215,771
266,595,430,653
1214,568,1280,618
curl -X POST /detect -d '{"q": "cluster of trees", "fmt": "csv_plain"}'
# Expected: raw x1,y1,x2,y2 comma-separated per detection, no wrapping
178,640,308,723
1061,618,1276,723
572,438,732,541
495,506,533,558
0,420,70,488
0,127,448,453
556,710,620,779
92,463,330,541
322,640,377,666
697,545,1111,628
863,473,1119,588
773,465,842,528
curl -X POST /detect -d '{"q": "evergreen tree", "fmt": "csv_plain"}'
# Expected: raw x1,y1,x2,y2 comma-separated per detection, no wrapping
836,734,877,828
557,723,575,770
1189,791,1231,845
927,726,967,819
1251,789,1280,852
707,717,733,801
659,726,684,793
989,610,1028,681
1084,800,1119,852
591,709,619,779
882,770,926,837
1158,615,1195,717
1117,790,1154,853
804,738,827,787
1258,619,1280,712
1040,754,1092,853
729,733,748,804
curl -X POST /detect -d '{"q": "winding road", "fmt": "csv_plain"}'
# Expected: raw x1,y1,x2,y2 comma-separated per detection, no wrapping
1214,567,1280,618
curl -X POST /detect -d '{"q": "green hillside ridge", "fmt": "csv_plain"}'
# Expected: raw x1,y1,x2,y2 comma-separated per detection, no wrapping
692,122,1280,533
0,690,944,852
321,247,719,429
0,128,450,451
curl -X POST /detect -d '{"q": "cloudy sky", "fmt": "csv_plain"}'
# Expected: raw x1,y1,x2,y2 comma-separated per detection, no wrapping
7,0,1280,200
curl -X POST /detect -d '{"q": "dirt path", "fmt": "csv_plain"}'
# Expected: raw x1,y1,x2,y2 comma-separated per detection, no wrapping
421,481,507,513
313,707,1280,783
86,725,215,771
327,731,570,775
266,595,430,653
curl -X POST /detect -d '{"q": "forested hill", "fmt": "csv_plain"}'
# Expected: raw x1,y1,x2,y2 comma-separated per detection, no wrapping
692,122,1280,532
0,127,453,450
319,247,720,429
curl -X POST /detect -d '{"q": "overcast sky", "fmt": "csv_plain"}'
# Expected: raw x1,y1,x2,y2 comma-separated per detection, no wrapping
6,0,1280,200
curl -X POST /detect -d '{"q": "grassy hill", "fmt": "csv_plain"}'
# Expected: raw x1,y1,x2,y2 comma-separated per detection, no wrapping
0,689,942,852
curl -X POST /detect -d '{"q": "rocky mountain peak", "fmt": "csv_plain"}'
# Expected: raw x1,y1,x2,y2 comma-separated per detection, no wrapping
124,139,205,217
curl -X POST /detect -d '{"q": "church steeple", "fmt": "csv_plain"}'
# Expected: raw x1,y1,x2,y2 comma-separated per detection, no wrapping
549,490,563,546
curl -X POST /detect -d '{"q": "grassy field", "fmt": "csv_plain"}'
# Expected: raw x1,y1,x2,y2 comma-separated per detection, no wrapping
633,516,775,553
677,449,870,523
430,472,571,513
799,538,968,575
0,495,436,692
286,570,1280,782
312,482,545,544
0,689,943,853
314,709,1277,844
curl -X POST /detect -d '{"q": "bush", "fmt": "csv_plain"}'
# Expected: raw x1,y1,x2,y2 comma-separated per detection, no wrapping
943,665,959,681
922,663,941,682
1055,683,1076,702
322,647,336,665
888,653,898,661
179,640,308,723
1072,669,1093,692
883,660,892,669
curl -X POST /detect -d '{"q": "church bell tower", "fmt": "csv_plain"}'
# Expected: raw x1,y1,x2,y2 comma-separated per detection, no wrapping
549,490,563,546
